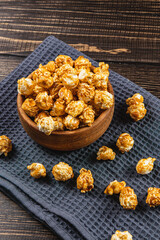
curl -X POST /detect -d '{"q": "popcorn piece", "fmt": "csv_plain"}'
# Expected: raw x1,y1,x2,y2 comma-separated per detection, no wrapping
50,98,66,116
27,163,46,178
17,77,35,96
56,64,76,77
104,180,126,195
79,106,95,126
35,91,53,110
111,230,133,240
94,90,114,110
52,162,74,181
33,85,46,96
77,83,95,103
78,68,94,85
62,72,79,89
37,116,54,135
52,117,64,131
55,55,74,68
49,82,63,99
65,100,85,117
116,133,134,153
97,146,116,160
44,61,55,73
146,187,160,207
22,98,39,117
126,103,147,121
136,157,156,175
34,111,49,124
0,135,12,156
93,62,109,74
63,115,80,130
74,56,91,71
93,63,109,90
77,168,94,193
119,187,138,210
126,93,144,106
33,64,54,89
58,87,73,104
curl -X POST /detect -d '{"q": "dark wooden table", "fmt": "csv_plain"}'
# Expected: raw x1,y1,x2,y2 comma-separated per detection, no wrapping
0,1,159,239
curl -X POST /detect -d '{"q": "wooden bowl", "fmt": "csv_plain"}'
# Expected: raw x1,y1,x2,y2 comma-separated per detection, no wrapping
17,82,114,151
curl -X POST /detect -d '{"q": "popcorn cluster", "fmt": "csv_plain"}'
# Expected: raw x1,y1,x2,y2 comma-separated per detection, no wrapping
111,230,133,240
18,55,114,135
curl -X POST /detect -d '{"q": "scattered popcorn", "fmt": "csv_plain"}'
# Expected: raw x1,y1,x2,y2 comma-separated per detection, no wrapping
74,56,91,71
58,87,73,104
52,162,74,181
136,157,156,175
34,111,49,124
63,115,80,130
52,117,64,131
104,180,126,195
77,168,94,193
97,146,116,160
55,55,74,68
22,98,39,117
50,98,66,116
0,135,12,156
116,133,134,153
33,64,54,89
146,187,160,207
94,90,114,110
119,187,138,210
27,163,46,178
126,103,147,121
44,61,55,73
126,93,144,106
37,116,54,135
35,91,53,110
111,230,133,240
65,100,85,117
79,106,95,126
77,83,95,103
17,77,35,96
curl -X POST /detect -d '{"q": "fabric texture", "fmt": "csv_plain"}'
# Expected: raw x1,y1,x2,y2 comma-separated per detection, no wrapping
0,36,160,240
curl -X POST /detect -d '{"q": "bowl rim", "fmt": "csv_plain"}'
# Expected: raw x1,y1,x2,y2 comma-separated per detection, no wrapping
17,81,114,136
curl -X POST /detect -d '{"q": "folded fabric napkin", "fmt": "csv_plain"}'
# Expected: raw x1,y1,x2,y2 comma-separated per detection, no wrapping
0,36,160,240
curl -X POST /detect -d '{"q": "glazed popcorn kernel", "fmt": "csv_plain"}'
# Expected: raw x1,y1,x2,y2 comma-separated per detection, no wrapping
22,98,39,117
97,146,116,160
61,72,79,89
94,90,114,110
52,117,64,131
111,230,133,240
116,133,134,153
55,55,74,68
119,187,138,210
77,83,95,103
78,68,94,85
126,93,144,106
63,115,80,130
37,116,54,135
79,105,95,126
35,91,53,110
136,157,156,175
146,187,160,207
74,56,91,71
34,111,49,124
17,77,35,96
44,61,55,73
50,98,66,116
56,64,76,77
33,64,54,89
126,102,147,121
104,180,126,195
52,162,74,181
27,163,46,179
94,62,109,74
33,84,46,96
77,168,94,193
49,82,63,99
58,87,73,104
0,135,12,157
65,100,85,117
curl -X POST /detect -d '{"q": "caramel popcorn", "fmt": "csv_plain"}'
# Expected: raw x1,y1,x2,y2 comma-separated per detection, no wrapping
27,163,46,178
33,85,46,96
97,146,116,160
111,230,133,240
79,106,95,126
146,187,160,207
49,82,63,99
35,91,53,110
61,72,79,89
58,87,73,104
126,93,144,106
136,157,156,175
44,61,55,73
77,83,95,103
78,68,94,85
93,63,109,90
116,133,134,153
126,103,147,121
50,98,66,116
22,98,39,117
65,100,85,117
55,55,73,68
52,162,74,181
37,116,54,135
56,64,75,77
94,90,114,110
52,117,64,131
94,62,109,74
104,180,126,195
34,111,49,124
119,187,138,210
77,168,94,193
18,77,35,96
74,56,91,71
33,64,54,89
63,115,80,130
0,135,12,156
